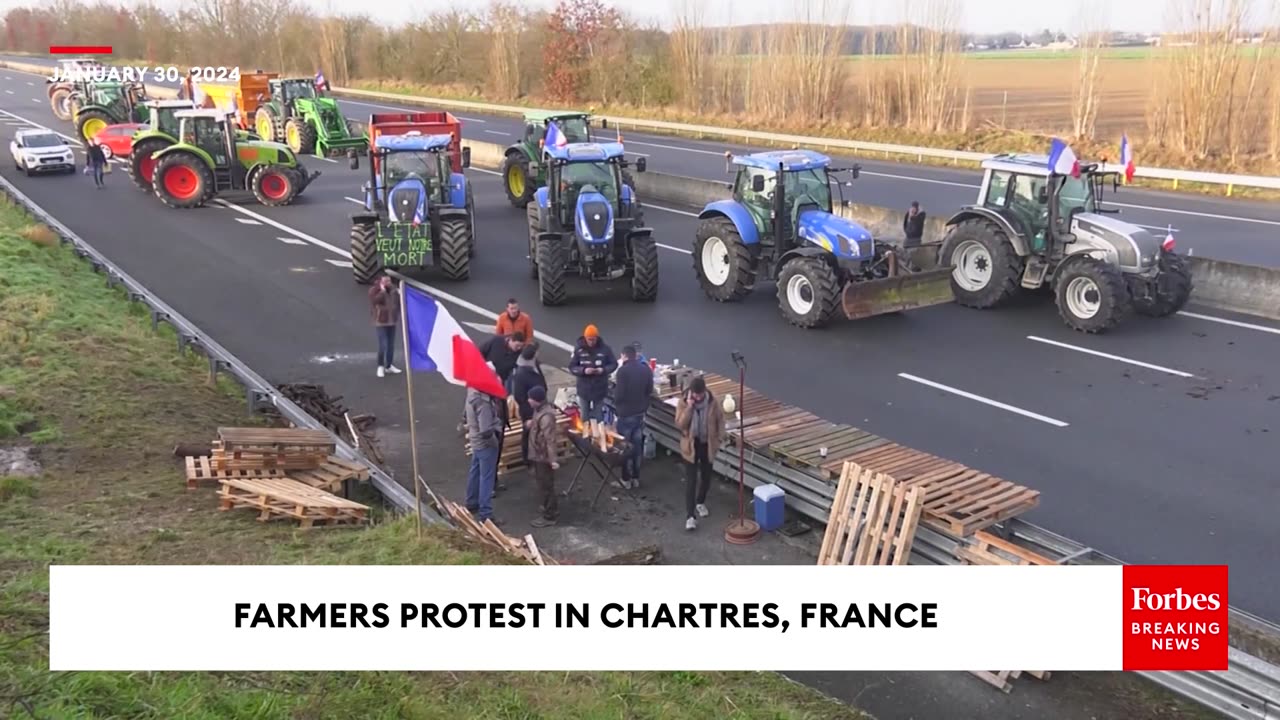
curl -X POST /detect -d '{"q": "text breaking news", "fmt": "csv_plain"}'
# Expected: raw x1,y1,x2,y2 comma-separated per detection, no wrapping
47,565,1227,672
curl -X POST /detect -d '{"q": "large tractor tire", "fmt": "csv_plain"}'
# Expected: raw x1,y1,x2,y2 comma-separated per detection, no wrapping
1053,256,1132,334
76,110,113,143
128,137,172,191
501,152,535,208
251,166,301,207
152,153,213,209
254,108,279,143
630,235,659,302
465,180,477,258
536,235,567,306
776,256,841,329
940,219,1025,309
50,88,73,121
1133,251,1192,318
526,203,542,278
693,216,755,302
285,119,317,155
350,223,380,285
438,216,472,281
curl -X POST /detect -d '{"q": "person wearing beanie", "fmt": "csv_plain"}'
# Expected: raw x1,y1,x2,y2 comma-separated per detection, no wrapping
525,384,561,527
511,342,548,464
674,375,724,531
567,324,616,422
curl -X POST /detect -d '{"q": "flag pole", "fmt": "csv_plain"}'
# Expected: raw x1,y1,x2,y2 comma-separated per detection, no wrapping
398,278,425,539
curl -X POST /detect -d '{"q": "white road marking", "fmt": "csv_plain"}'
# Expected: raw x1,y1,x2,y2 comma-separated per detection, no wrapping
234,217,261,225
649,203,697,218
337,98,486,123
317,156,338,163
483,130,508,136
325,259,353,268
1026,335,1196,378
5,90,13,95
1111,200,1280,227
26,81,33,86
463,321,497,335
898,373,1070,427
32,99,39,102
1135,224,1179,232
212,200,353,256
343,196,362,205
470,167,500,176
623,139,726,156
1178,311,1280,336
859,170,977,189
278,236,307,245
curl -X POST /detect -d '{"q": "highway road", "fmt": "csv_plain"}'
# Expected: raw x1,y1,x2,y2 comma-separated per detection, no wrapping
8,55,1280,267
2,69,1278,624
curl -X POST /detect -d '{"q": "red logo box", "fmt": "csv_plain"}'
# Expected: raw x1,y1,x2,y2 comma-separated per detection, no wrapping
1122,565,1229,671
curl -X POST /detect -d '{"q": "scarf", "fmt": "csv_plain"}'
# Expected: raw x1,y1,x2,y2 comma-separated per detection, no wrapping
689,394,709,441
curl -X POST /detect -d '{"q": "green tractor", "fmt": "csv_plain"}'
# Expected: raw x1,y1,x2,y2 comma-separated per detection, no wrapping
72,81,149,142
250,77,366,157
127,100,263,192
501,110,614,207
150,109,319,209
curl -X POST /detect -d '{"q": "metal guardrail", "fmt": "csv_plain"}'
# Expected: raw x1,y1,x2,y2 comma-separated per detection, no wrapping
0,175,435,523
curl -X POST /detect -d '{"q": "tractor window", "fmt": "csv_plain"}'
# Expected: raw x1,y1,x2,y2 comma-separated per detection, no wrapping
1009,173,1050,239
984,171,1011,208
735,167,775,207
559,117,590,143
1057,175,1095,217
383,151,438,186
560,161,618,204
784,169,831,212
285,81,316,100
524,123,539,144
193,121,229,165
155,109,180,136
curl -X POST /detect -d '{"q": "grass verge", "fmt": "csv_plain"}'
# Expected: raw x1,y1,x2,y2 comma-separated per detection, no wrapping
0,194,868,720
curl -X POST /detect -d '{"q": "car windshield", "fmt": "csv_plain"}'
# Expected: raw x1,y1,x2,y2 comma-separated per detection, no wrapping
383,150,443,186
558,117,590,143
22,134,62,148
784,168,831,211
561,161,617,202
1057,175,1096,215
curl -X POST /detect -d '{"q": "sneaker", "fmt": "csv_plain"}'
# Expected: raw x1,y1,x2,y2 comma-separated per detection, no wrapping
376,366,385,378
531,517,558,528
386,365,402,374
685,517,697,531
696,503,710,518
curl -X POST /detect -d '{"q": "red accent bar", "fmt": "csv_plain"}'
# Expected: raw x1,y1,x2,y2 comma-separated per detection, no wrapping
49,46,112,54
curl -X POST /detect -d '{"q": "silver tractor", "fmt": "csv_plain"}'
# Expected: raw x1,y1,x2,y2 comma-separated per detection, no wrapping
940,154,1192,333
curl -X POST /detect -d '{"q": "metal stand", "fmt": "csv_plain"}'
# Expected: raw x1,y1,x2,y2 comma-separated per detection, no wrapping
563,435,626,511
724,350,760,545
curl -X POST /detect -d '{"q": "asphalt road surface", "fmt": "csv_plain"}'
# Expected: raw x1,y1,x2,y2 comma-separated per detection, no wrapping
10,55,1280,267
2,68,1279,627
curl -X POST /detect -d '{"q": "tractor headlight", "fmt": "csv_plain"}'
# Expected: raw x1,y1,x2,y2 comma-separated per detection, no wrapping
605,223,613,241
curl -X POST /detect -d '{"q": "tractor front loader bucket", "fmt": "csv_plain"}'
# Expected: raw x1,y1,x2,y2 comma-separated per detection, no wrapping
318,133,368,156
841,266,955,320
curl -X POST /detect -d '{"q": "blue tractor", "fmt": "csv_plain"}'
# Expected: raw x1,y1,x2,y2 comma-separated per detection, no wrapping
347,132,475,285
526,141,655,305
693,150,955,328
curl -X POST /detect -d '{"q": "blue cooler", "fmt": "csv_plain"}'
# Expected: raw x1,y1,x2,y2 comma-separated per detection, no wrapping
753,484,786,532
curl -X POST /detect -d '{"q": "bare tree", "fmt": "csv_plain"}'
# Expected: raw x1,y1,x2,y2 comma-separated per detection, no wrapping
1070,1,1109,140
485,2,525,100
669,0,708,111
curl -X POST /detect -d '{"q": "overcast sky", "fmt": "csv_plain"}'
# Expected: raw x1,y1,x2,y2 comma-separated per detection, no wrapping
1,0,1275,34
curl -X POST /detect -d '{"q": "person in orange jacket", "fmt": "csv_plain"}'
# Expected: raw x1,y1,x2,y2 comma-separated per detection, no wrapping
496,298,533,340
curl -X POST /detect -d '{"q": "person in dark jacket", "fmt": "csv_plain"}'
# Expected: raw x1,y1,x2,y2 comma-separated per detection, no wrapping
568,324,616,422
612,345,653,488
525,385,561,527
478,331,526,387
368,275,401,378
510,343,547,464
903,201,926,246
87,140,107,188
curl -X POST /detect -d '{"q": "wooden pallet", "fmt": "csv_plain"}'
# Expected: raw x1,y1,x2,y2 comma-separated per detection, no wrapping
183,455,285,490
210,446,327,472
958,530,1057,567
970,670,1052,693
216,427,336,453
289,456,371,493
437,497,558,565
818,463,923,566
217,477,368,527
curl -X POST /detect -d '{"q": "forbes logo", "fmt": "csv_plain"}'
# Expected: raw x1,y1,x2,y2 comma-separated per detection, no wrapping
1130,587,1222,612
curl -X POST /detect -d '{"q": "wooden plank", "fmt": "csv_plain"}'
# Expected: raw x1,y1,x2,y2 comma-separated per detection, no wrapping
184,455,284,490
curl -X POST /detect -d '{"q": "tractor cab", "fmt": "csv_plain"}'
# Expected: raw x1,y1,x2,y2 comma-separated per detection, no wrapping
544,142,644,238
355,132,471,217
144,99,197,138
270,77,321,111
175,110,237,171
524,111,592,147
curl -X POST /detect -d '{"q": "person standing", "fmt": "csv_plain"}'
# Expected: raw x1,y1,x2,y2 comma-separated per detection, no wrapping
496,298,534,342
86,140,106,188
478,331,526,389
903,201,927,247
465,385,504,524
568,325,616,422
674,376,724,531
368,275,401,378
525,385,561,528
510,344,547,465
612,344,653,489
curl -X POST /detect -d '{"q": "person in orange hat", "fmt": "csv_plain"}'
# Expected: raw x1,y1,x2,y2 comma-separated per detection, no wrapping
568,324,616,422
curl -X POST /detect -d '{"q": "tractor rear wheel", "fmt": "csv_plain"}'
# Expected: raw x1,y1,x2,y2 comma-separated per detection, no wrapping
1053,256,1132,333
252,166,301,207
152,153,213,209
128,137,172,191
438,216,471,281
940,218,1024,309
693,217,755,302
526,203,542,278
1133,251,1192,318
631,235,659,302
465,179,477,258
777,256,840,328
254,108,278,143
50,88,73,121
536,235,567,306
501,152,534,208
76,110,112,143
286,119,317,155
350,223,380,285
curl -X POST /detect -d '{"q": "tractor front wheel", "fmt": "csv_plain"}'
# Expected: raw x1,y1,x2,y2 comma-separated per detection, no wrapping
76,110,112,143
630,235,659,302
465,180,477,258
350,223,380,285
693,217,755,302
940,219,1025,309
252,166,300,207
438,216,472,281
153,153,213,209
536,235,567,306
50,88,73,121
285,119,317,155
1054,256,1132,333
501,152,534,208
1133,251,1193,318
254,109,278,143
777,256,840,328
128,137,172,191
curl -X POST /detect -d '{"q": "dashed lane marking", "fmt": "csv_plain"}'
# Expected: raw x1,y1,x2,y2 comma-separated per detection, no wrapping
278,236,307,245
234,217,261,225
325,259,353,268
1026,336,1196,378
1178,311,1280,336
898,373,1070,427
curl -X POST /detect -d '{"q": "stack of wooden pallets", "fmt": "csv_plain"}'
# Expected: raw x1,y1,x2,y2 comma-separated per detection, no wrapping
464,414,574,477
183,427,370,528
818,462,924,566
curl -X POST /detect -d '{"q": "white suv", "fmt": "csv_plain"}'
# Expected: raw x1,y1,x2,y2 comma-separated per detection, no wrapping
10,129,75,176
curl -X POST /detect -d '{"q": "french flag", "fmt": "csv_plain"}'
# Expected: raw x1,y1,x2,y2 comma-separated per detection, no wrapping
1048,138,1080,178
1120,134,1136,183
403,285,507,398
545,121,568,149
